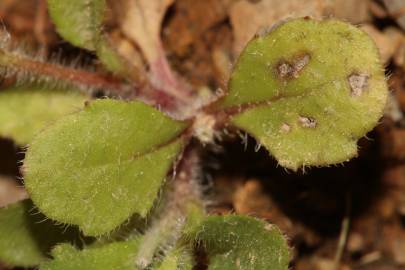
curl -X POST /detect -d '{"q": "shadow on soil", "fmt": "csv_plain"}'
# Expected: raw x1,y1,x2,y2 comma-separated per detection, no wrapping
203,130,387,236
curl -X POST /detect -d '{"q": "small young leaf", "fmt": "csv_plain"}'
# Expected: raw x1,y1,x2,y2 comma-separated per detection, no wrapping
41,238,140,270
24,99,188,236
47,0,104,50
0,86,86,145
222,18,388,170
47,0,128,75
0,200,83,267
194,215,289,270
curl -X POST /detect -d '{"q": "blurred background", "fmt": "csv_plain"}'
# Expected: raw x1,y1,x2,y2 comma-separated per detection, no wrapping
0,0,404,269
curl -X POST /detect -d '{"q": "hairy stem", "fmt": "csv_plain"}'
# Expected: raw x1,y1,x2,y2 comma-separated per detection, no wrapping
135,144,205,269
0,48,130,93
0,46,198,118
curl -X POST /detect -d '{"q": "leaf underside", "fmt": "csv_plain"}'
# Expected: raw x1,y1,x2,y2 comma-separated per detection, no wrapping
24,99,188,236
223,18,388,170
195,215,290,270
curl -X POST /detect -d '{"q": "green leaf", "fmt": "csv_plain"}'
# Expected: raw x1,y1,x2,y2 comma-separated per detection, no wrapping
0,86,86,145
155,248,193,270
47,0,104,50
0,200,83,267
223,18,388,170
47,0,127,74
24,99,188,236
41,238,141,270
41,240,192,270
96,40,130,75
194,215,289,270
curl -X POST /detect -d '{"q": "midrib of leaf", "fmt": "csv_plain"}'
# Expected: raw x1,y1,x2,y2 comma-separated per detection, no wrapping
221,79,346,117
27,102,189,170
222,52,385,116
56,136,186,172
24,99,190,236
222,19,383,109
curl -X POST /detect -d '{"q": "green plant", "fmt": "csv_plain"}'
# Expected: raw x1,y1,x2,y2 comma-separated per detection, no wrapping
0,1,387,269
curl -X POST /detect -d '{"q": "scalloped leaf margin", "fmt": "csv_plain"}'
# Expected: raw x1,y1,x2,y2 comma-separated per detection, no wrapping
222,18,388,170
24,99,189,236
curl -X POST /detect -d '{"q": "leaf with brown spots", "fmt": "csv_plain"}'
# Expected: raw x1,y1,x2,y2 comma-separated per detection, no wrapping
221,18,388,170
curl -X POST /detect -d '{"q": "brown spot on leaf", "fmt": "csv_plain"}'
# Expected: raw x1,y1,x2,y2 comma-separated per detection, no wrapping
298,116,317,128
348,73,369,97
276,53,310,79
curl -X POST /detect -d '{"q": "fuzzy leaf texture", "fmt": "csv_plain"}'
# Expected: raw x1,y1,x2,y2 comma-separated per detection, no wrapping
41,240,192,270
47,0,104,50
194,215,289,270
47,0,127,74
24,99,188,236
223,18,388,170
155,248,193,270
41,239,141,270
0,86,86,145
0,200,82,267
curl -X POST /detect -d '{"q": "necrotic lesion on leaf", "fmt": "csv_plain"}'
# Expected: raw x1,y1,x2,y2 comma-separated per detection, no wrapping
220,18,388,170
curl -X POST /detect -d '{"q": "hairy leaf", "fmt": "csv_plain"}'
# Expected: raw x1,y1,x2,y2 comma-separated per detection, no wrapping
194,215,289,270
41,239,140,270
41,240,192,270
47,0,104,50
223,18,387,170
0,86,86,145
24,99,188,236
0,200,82,267
156,248,193,270
47,0,128,74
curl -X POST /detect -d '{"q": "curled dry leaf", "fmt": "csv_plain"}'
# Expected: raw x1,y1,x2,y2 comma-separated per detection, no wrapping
111,0,173,62
110,0,189,102
331,0,370,24
229,0,372,56
229,0,326,55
